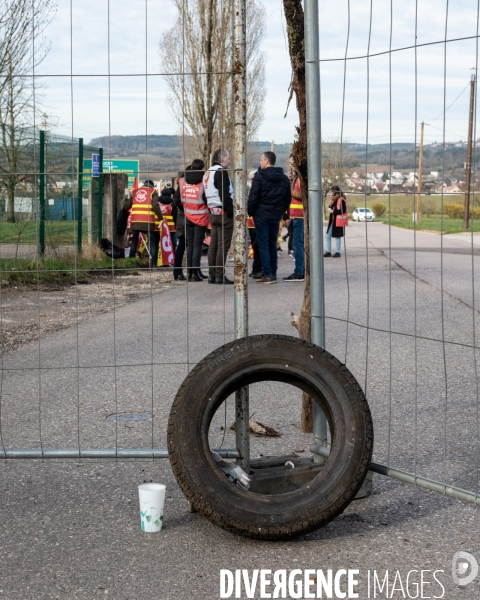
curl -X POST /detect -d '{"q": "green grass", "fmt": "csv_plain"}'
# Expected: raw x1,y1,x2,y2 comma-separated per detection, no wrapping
0,256,142,286
0,220,79,244
376,215,480,234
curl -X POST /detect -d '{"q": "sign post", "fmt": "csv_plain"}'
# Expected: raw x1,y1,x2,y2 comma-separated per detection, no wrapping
98,149,103,239
92,153,100,178
81,159,139,191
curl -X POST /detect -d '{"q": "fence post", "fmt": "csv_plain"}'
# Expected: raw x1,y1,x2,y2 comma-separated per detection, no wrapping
98,147,103,240
77,138,83,254
39,130,45,259
233,0,249,471
304,0,328,454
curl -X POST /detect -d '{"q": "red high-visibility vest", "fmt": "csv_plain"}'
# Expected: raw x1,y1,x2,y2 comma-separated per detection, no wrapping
289,178,304,218
130,186,159,226
160,202,175,232
181,181,209,227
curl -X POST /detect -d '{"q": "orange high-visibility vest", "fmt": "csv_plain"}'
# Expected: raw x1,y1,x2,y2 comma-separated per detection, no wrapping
160,202,175,232
181,181,209,227
130,186,159,226
289,178,304,219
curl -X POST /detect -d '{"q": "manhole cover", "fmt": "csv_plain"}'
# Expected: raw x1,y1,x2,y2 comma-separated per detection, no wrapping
108,412,152,422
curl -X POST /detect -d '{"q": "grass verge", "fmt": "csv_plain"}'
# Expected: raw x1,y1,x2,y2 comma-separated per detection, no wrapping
0,255,143,286
376,216,480,234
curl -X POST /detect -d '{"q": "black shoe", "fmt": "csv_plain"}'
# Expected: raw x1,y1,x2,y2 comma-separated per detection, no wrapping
174,272,186,281
188,273,203,282
251,272,263,279
208,276,216,284
323,252,331,257
249,271,260,278
333,253,341,258
197,270,208,279
215,276,234,284
283,273,304,281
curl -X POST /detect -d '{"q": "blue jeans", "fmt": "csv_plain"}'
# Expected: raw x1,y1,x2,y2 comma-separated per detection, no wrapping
293,219,304,275
254,216,279,277
325,226,341,254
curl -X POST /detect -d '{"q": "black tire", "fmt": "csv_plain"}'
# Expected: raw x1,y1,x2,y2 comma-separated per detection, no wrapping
168,334,373,541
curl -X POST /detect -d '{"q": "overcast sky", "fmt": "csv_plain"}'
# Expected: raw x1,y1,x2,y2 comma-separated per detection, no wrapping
35,0,480,147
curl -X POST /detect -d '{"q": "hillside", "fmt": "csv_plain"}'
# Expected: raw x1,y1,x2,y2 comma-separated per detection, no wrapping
86,135,474,180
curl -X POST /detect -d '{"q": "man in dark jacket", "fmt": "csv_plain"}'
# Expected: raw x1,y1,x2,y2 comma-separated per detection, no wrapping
247,152,291,284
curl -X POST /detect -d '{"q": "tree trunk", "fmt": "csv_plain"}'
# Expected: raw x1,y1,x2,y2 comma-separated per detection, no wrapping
283,0,312,432
6,183,15,222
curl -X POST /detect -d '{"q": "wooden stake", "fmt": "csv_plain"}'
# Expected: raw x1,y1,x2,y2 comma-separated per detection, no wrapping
416,121,424,225
464,75,476,230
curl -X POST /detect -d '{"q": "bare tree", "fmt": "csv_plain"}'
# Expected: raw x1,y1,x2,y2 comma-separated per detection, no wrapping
321,138,357,216
282,0,312,431
160,0,266,165
0,0,56,222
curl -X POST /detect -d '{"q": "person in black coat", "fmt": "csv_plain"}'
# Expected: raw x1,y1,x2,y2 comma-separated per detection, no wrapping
247,151,290,284
173,172,186,280
324,185,347,257
159,186,178,248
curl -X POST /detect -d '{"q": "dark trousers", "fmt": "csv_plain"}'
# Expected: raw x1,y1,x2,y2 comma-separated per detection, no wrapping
288,219,294,253
185,218,207,273
248,229,262,274
254,216,280,278
174,234,185,276
293,218,304,275
208,214,233,278
129,230,159,266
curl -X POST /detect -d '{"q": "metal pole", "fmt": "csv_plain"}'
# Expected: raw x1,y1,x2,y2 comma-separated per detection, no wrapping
39,130,45,258
415,121,424,225
77,138,84,254
0,447,239,459
233,0,249,471
309,444,480,507
464,74,476,230
304,0,327,456
98,147,103,240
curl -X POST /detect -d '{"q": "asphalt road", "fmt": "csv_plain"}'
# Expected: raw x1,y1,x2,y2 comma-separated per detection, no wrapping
0,223,479,599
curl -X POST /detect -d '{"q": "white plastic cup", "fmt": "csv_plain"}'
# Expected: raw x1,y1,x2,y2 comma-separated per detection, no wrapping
138,483,166,533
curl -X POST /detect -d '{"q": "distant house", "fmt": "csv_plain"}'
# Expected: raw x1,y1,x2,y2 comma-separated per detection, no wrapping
434,183,462,193
444,184,461,193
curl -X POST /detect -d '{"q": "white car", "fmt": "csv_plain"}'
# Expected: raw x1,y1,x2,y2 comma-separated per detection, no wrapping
352,207,375,222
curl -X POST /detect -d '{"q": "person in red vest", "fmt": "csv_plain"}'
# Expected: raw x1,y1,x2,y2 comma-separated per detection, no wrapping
247,170,262,278
123,179,162,267
180,159,209,282
283,156,305,281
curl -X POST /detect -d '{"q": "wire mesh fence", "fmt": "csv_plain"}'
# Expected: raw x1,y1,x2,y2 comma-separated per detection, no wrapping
0,0,479,517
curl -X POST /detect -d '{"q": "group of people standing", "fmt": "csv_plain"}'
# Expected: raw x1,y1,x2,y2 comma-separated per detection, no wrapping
124,148,347,282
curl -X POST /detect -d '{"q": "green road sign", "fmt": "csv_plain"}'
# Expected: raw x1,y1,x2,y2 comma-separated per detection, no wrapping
81,159,139,190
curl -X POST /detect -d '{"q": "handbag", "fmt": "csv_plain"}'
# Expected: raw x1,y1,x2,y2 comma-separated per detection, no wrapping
335,198,348,227
335,213,348,227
